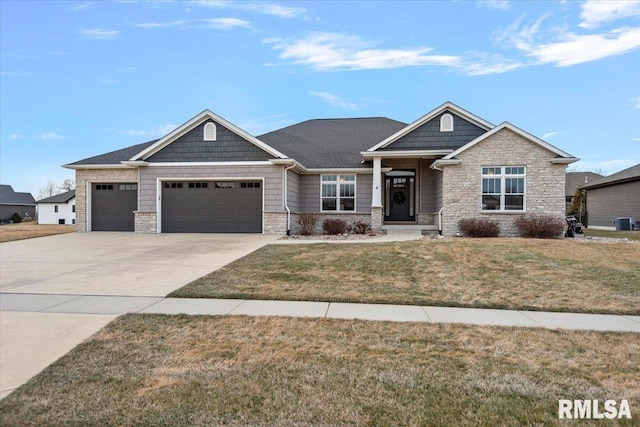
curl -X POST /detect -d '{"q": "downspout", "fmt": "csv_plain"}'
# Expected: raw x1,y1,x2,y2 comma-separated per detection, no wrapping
432,160,444,235
283,164,296,236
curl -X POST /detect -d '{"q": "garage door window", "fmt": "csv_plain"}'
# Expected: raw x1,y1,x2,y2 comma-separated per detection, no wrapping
119,184,137,191
215,182,235,189
240,182,261,188
164,182,183,189
188,182,209,188
96,184,114,190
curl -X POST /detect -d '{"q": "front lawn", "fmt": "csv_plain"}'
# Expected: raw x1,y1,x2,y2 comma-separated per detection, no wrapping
170,238,640,315
1,315,637,426
0,222,75,243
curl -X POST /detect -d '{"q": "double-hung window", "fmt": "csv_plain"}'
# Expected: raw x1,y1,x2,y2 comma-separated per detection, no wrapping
321,175,356,211
481,167,525,211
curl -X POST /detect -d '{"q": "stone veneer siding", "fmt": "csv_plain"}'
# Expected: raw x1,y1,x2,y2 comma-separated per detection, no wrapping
134,211,157,233
441,128,566,237
290,212,373,235
75,168,139,232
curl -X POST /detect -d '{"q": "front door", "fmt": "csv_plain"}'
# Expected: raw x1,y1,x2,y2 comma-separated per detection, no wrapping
384,171,415,221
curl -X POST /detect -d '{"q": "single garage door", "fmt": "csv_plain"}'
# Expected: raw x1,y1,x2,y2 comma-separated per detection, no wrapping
162,180,262,233
91,183,137,231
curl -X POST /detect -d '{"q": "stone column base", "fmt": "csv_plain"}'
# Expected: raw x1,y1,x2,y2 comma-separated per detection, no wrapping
370,207,383,232
134,211,157,233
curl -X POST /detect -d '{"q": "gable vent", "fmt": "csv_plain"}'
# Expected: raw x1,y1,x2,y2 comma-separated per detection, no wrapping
204,122,217,141
440,113,454,132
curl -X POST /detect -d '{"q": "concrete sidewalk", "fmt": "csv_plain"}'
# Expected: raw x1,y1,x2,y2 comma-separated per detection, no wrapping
3,293,639,333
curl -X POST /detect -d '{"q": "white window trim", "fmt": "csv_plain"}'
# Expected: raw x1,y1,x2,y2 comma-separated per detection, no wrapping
203,122,217,141
440,113,454,132
480,166,526,212
320,174,357,212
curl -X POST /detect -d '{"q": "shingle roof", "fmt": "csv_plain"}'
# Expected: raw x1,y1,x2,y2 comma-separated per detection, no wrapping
67,140,158,166
37,190,76,204
0,185,36,205
566,172,604,196
582,163,640,189
258,117,408,168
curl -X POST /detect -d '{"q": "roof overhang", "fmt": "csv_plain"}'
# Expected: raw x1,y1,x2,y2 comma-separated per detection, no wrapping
550,158,580,164
366,101,495,152
430,159,463,170
63,163,130,170
121,160,149,167
130,110,289,161
361,150,452,159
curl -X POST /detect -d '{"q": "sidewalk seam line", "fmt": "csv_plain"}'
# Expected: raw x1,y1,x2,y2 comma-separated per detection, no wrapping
519,311,545,327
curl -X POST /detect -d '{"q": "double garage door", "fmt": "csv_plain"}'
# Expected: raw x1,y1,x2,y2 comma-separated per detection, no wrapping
161,180,262,233
91,180,262,233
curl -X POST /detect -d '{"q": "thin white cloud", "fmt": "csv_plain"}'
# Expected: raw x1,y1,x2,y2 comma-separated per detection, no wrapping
121,124,176,137
78,28,120,40
40,132,64,140
309,91,357,110
462,54,523,75
633,137,640,141
478,1,510,11
527,27,640,66
72,1,96,11
191,1,305,18
136,18,250,30
542,131,561,139
631,97,640,109
206,17,251,29
579,0,640,29
266,33,460,71
136,20,189,29
10,133,20,141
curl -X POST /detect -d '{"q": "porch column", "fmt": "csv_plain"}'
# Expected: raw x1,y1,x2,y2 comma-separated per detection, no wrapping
371,156,383,232
372,156,382,207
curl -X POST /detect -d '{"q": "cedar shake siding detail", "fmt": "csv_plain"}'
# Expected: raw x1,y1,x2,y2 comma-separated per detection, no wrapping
380,112,487,151
146,120,273,162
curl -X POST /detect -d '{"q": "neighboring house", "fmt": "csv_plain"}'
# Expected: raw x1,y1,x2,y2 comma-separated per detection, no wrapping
0,185,36,222
64,102,578,236
581,163,640,230
37,190,76,225
565,172,603,212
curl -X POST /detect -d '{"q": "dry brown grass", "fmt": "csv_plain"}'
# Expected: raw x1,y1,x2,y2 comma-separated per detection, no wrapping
171,238,640,315
0,221,75,243
1,315,637,426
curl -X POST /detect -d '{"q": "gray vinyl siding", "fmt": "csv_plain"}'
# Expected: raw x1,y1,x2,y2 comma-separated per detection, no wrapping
380,112,486,151
434,169,443,210
356,175,372,212
419,160,437,213
586,181,640,227
146,120,273,162
299,175,320,212
139,165,284,212
287,170,300,212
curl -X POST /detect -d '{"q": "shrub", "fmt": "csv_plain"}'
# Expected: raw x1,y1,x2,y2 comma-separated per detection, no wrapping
458,217,500,238
515,214,565,239
349,220,370,235
11,212,22,224
323,219,347,235
295,213,319,235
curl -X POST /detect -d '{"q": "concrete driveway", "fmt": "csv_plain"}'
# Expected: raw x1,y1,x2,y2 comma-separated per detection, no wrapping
0,232,279,297
0,232,278,398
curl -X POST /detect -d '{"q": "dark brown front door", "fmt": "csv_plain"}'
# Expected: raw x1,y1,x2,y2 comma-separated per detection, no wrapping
385,173,415,221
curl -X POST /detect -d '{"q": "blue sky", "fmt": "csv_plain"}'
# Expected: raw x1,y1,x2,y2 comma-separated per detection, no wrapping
1,0,639,198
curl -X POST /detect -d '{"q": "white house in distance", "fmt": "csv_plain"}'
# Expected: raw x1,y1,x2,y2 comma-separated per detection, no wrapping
37,190,76,225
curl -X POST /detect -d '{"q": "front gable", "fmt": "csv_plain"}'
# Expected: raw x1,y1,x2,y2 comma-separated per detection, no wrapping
378,111,488,152
131,110,288,163
145,119,274,163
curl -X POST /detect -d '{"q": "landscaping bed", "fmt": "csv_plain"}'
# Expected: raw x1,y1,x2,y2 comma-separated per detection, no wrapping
170,238,640,315
1,314,637,426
